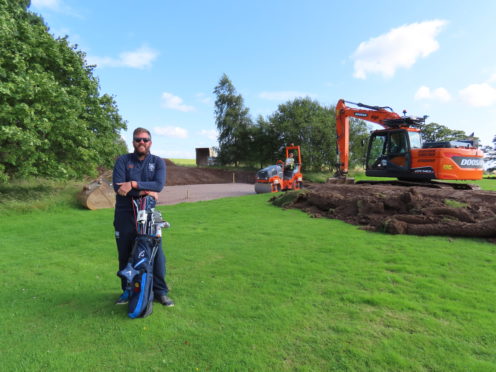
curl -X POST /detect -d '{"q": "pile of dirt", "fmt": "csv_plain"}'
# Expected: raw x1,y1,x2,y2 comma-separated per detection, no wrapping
165,160,256,186
271,183,496,241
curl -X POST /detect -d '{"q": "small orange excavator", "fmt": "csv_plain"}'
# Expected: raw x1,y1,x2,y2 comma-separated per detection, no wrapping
255,145,303,193
335,99,484,186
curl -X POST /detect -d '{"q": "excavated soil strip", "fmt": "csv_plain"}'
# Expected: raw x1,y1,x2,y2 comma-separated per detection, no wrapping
157,183,255,205
158,160,257,205
165,160,256,186
271,183,496,241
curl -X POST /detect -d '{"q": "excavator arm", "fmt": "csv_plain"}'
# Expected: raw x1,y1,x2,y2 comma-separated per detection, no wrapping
335,99,402,176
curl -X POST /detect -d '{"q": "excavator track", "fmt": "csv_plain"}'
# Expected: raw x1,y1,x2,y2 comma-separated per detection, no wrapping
355,179,480,190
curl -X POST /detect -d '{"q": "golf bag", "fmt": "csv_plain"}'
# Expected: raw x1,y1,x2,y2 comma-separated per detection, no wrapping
118,196,169,319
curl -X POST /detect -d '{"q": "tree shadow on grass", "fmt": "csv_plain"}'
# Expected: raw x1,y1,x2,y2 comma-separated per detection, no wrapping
0,181,86,211
49,289,173,321
32,290,129,321
0,183,54,202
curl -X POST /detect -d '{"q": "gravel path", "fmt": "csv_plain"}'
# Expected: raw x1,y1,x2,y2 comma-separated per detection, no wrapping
157,183,256,205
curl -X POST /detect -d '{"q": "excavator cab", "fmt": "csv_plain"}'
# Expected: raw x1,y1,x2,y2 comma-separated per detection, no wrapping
365,128,424,179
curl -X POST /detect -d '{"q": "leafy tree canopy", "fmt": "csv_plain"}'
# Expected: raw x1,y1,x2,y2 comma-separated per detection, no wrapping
0,0,127,182
265,98,335,171
261,98,369,171
211,75,371,172
213,74,253,166
420,122,470,143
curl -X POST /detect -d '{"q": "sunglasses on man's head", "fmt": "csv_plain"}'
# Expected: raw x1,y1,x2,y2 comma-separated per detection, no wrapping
134,137,150,143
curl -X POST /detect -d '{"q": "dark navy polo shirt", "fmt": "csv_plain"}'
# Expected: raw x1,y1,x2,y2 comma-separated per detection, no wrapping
112,152,166,211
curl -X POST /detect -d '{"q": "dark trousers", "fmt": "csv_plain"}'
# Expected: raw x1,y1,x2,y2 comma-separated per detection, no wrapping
114,210,169,296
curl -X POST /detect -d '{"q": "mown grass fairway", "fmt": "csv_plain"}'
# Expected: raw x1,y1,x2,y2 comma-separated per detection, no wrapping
1,192,495,371
169,158,197,166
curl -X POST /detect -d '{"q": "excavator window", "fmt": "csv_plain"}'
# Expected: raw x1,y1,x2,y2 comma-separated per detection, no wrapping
367,133,387,169
366,130,411,171
388,132,407,154
408,131,422,149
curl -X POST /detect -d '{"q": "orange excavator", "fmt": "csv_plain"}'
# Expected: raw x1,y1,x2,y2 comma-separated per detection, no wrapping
335,99,484,186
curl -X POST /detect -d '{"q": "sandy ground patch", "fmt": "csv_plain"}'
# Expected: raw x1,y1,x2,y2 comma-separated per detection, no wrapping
158,183,255,205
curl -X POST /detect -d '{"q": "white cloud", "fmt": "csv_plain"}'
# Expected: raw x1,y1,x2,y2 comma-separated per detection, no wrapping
459,83,496,107
31,0,61,10
488,73,496,83
414,86,451,102
352,20,447,79
198,129,217,140
50,27,71,38
31,0,81,17
161,92,196,112
153,149,195,159
87,45,158,69
87,56,116,67
196,93,212,104
120,46,158,69
153,126,189,139
259,91,316,101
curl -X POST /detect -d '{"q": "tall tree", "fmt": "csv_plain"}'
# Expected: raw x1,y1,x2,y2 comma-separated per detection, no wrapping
213,74,253,166
0,0,127,181
347,117,369,169
420,122,469,143
266,98,334,171
251,115,281,168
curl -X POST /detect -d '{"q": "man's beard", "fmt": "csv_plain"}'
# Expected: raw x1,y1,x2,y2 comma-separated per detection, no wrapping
134,145,149,156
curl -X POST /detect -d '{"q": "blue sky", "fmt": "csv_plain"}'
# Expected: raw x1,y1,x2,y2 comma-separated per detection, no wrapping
30,0,496,159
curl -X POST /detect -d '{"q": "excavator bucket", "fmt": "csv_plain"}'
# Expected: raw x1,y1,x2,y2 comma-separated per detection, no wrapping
78,179,115,210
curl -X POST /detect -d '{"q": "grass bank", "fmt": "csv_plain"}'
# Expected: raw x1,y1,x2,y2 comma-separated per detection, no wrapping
0,179,82,214
1,188,495,371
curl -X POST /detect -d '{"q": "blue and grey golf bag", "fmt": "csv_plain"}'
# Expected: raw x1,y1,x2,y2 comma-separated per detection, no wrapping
118,196,169,319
